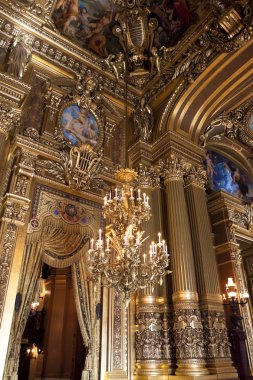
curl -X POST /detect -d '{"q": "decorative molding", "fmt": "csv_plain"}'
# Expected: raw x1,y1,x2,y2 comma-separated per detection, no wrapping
0,223,17,325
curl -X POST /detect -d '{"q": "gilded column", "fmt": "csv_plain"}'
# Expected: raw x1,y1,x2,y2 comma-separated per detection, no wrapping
0,150,36,379
184,165,238,378
0,108,20,201
134,164,173,379
161,154,209,378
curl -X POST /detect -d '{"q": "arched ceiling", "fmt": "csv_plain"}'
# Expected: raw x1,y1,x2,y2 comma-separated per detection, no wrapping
168,38,253,144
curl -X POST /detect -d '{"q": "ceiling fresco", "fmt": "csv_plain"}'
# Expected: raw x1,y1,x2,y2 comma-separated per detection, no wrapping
205,151,253,202
52,0,204,58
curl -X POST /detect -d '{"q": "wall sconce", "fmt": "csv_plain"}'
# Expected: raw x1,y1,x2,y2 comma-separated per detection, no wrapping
26,344,38,360
223,277,249,313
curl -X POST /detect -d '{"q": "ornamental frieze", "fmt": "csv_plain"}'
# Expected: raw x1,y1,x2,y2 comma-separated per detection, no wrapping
173,308,205,360
136,311,172,361
201,310,231,359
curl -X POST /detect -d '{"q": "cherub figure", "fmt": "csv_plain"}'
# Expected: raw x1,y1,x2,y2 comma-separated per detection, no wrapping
150,47,161,76
105,52,126,81
7,33,32,78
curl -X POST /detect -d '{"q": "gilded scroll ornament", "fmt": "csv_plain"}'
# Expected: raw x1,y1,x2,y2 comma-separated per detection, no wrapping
14,175,29,197
37,145,103,191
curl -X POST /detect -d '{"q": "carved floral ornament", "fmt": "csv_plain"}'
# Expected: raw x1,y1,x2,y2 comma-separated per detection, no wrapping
200,100,253,149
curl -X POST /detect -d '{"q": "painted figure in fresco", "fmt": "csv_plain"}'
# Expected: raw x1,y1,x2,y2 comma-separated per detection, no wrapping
7,33,31,78
206,152,216,190
62,106,99,147
52,0,195,58
54,0,79,36
86,10,113,57
79,7,99,38
205,151,253,201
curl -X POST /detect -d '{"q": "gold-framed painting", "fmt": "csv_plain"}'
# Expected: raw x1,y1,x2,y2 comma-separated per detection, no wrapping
59,101,103,150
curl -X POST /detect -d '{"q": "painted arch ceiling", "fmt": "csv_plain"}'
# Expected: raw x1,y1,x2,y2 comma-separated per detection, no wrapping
1,0,253,142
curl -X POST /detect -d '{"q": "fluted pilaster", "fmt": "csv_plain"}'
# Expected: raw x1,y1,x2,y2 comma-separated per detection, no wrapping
162,155,209,377
134,164,172,379
184,165,238,378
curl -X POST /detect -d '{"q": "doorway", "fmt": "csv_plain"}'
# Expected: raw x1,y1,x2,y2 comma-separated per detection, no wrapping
18,265,86,380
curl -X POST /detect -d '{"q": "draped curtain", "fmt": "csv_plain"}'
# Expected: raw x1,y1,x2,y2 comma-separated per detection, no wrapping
4,242,42,380
4,215,100,380
72,249,101,380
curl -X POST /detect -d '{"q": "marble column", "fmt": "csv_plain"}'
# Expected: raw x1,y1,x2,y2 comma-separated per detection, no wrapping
134,165,173,379
184,165,238,379
162,154,209,378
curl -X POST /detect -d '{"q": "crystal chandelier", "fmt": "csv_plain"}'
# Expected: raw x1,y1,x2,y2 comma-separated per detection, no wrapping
87,169,169,301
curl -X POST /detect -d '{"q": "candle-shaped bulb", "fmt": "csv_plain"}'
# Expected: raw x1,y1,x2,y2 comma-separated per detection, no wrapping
109,192,112,201
106,238,110,250
130,187,133,198
90,238,94,250
143,193,146,203
98,229,102,241
136,231,140,244
146,196,149,206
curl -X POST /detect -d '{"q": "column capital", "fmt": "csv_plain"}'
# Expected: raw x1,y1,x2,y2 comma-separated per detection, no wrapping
160,154,190,182
135,163,160,190
184,164,207,189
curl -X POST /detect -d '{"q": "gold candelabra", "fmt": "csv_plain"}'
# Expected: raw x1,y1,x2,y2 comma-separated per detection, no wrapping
87,169,169,301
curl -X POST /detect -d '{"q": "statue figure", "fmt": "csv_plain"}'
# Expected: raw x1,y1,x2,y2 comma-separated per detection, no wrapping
7,33,32,79
150,47,161,76
105,53,126,81
134,98,154,142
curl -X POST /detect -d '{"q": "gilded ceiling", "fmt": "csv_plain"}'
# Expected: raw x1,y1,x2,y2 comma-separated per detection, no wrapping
52,0,205,58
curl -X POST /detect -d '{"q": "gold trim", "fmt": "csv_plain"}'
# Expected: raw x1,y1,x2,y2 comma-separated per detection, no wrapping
172,290,199,303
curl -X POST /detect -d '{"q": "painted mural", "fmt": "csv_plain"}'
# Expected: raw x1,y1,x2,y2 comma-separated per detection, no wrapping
52,0,200,58
205,151,253,201
61,104,99,147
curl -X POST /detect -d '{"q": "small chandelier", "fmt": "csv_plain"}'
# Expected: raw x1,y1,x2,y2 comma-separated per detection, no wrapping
87,168,169,301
